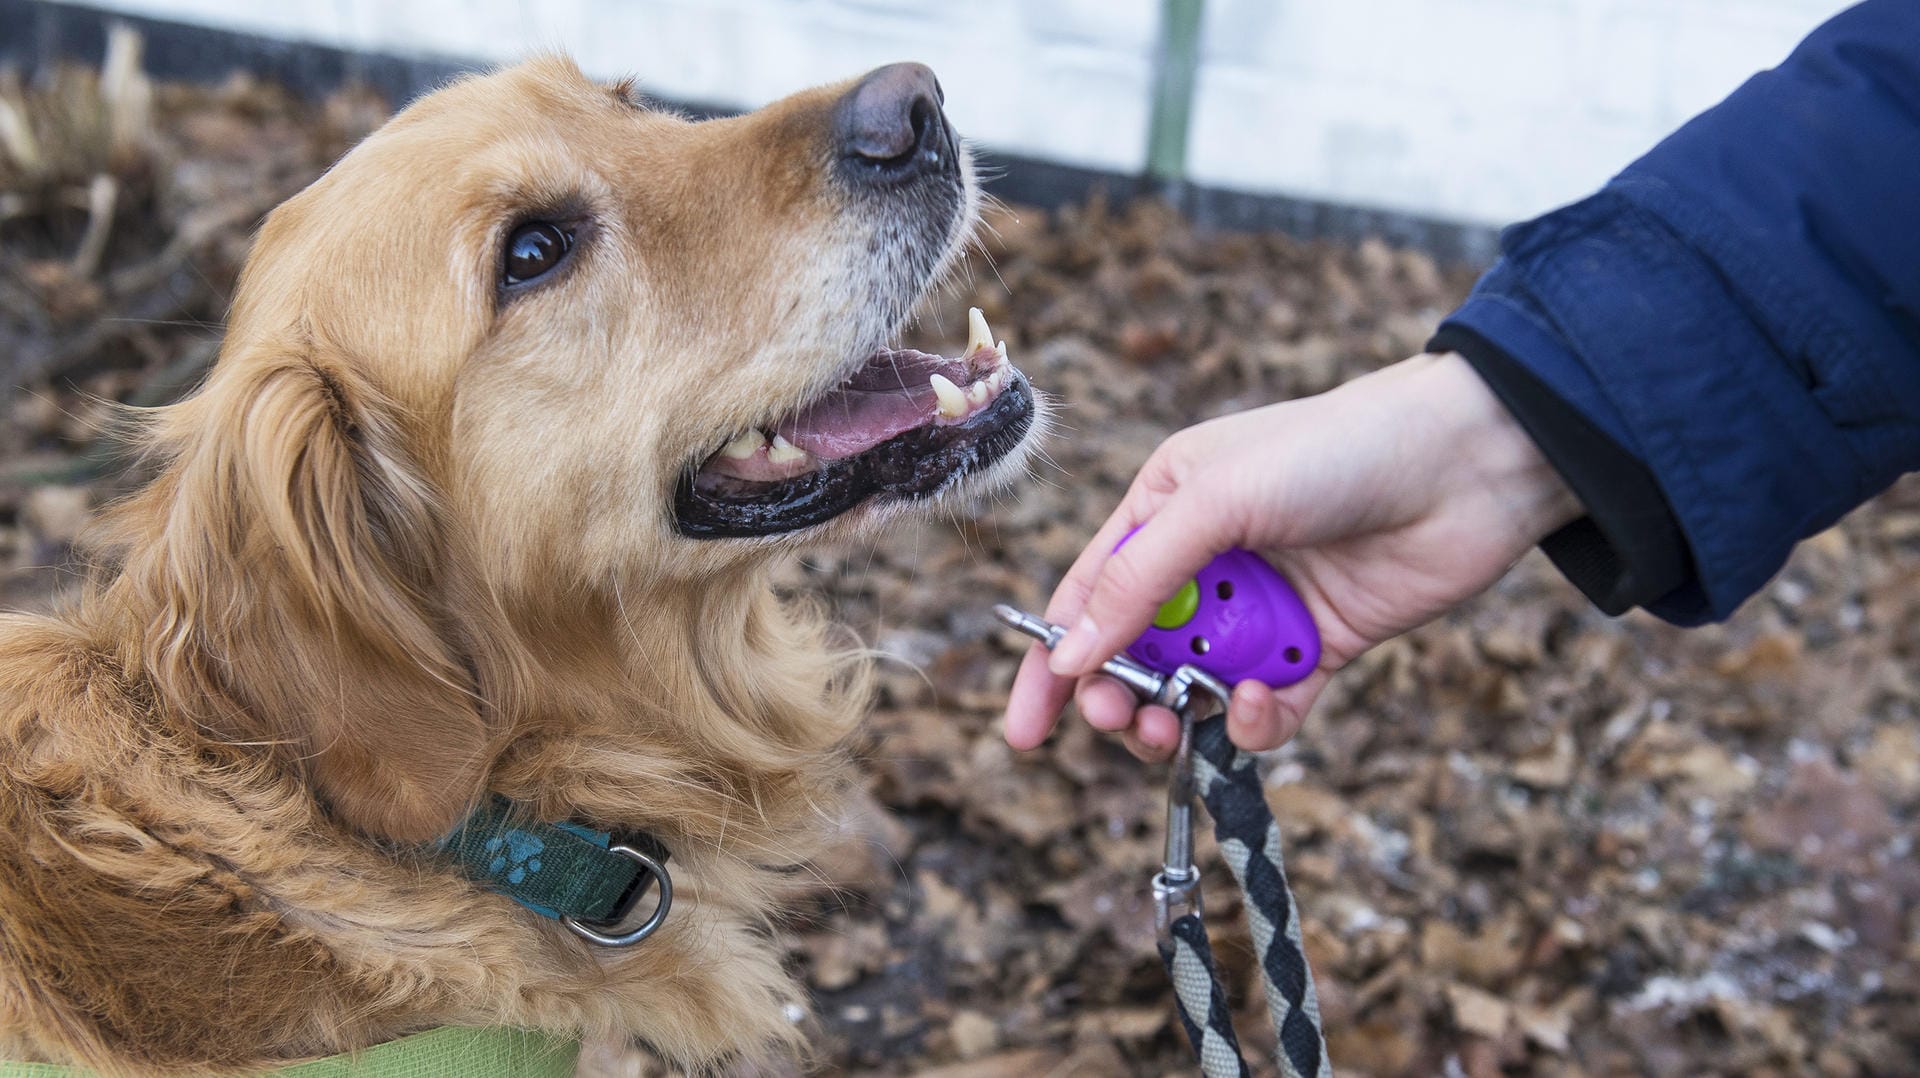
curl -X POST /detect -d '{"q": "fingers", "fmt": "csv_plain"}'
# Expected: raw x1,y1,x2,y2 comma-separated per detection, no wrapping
1107,676,1322,762
1115,676,1322,760
1006,428,1239,751
1072,679,1181,760
1066,674,1320,758
1039,439,1200,630
1230,670,1328,751
1005,453,1192,751
1008,659,1187,761
1003,643,1076,750
1119,705,1180,763
1048,492,1229,679
1228,679,1297,751
1073,675,1138,732
1021,662,1324,758
1041,497,1159,626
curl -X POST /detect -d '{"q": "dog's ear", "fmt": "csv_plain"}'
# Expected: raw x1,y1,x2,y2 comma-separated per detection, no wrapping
132,343,494,843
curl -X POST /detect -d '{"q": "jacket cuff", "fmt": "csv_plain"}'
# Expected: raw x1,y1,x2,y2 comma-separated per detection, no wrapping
1428,324,1692,616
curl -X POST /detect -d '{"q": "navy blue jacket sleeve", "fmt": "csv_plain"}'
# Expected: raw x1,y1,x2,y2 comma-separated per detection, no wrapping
1435,0,1920,625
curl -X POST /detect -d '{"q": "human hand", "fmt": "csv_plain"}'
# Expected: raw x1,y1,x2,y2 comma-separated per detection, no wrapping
1003,352,1582,760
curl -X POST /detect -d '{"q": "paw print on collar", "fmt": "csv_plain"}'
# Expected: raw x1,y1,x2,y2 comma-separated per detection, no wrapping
484,830,546,884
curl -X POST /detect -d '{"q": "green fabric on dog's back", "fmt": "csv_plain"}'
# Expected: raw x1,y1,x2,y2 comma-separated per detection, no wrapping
0,1027,579,1077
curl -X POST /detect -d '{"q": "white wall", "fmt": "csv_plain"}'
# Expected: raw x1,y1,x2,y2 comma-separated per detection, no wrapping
63,0,1857,226
1190,0,1855,223
58,0,1161,172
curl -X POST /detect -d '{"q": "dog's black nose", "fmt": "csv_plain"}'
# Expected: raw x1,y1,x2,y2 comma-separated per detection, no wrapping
835,63,952,184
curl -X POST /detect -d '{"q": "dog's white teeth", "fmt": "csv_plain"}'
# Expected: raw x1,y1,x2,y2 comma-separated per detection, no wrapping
995,339,1008,365
767,433,810,465
721,430,767,459
967,381,990,406
967,307,993,355
930,372,968,418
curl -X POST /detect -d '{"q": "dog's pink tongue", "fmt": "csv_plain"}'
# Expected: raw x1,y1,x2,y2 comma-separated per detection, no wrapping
776,386,935,459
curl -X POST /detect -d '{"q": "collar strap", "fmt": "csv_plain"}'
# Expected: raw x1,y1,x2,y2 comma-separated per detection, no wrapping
439,795,672,946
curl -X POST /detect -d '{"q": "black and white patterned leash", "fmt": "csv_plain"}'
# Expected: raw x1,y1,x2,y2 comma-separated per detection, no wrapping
1163,710,1329,1078
994,607,1331,1078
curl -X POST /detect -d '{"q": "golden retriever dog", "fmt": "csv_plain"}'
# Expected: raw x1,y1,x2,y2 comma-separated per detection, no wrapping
0,55,1037,1074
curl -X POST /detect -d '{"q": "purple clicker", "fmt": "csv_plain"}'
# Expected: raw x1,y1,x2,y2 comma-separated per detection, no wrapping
1115,526,1320,687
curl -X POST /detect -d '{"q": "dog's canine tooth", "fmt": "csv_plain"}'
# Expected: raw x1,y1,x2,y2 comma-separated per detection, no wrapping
930,372,967,418
721,430,767,459
767,433,810,465
967,307,993,355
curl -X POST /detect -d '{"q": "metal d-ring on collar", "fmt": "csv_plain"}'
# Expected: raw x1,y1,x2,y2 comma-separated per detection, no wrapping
439,795,675,948
562,842,674,947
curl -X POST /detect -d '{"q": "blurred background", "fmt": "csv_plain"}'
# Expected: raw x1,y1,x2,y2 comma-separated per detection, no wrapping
3,0,1858,249
4,2,1914,1077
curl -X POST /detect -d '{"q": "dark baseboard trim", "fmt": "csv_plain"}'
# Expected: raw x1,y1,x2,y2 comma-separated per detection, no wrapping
2,0,1499,264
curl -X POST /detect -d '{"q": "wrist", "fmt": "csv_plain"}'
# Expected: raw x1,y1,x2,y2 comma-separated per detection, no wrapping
1410,351,1584,544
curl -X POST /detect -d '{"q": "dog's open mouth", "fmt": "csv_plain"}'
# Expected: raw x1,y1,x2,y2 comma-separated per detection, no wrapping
674,308,1035,538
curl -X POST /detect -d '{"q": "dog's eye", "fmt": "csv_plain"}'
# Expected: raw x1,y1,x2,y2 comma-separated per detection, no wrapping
503,222,573,285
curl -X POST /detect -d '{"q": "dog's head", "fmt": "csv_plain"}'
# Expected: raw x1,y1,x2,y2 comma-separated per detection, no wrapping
230,56,1033,584
110,57,1037,840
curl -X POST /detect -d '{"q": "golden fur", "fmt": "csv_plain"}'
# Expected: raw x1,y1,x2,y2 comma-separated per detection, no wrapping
0,57,1011,1074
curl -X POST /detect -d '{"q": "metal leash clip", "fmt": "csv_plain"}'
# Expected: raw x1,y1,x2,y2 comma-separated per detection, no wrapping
993,606,1231,943
1150,665,1231,940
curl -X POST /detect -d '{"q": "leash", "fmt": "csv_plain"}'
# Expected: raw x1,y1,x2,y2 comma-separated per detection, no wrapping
1176,705,1329,1078
996,539,1331,1077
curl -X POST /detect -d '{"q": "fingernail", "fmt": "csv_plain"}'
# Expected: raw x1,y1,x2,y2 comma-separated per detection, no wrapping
1232,684,1269,723
1048,616,1099,675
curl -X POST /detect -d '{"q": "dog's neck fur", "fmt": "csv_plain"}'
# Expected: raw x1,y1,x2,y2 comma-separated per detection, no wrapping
89,502,861,860
479,574,865,868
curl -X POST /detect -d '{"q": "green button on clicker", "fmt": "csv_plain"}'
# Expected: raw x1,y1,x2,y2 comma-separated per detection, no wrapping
1153,579,1201,629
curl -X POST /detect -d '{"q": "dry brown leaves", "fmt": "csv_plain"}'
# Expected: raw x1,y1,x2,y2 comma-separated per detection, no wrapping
4,51,1918,1078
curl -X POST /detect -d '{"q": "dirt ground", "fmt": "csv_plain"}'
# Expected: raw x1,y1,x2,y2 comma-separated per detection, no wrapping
5,49,1919,1078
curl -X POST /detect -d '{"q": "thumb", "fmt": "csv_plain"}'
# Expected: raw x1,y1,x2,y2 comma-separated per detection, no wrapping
1047,487,1233,678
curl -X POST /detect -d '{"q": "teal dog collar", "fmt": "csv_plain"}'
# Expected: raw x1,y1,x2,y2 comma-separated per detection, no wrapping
440,796,672,946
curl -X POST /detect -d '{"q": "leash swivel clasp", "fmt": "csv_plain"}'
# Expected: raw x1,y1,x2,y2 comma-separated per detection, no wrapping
1149,664,1229,942
993,606,1230,943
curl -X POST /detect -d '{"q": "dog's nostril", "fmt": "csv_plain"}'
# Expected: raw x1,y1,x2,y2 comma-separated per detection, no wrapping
907,98,936,156
835,62,951,179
